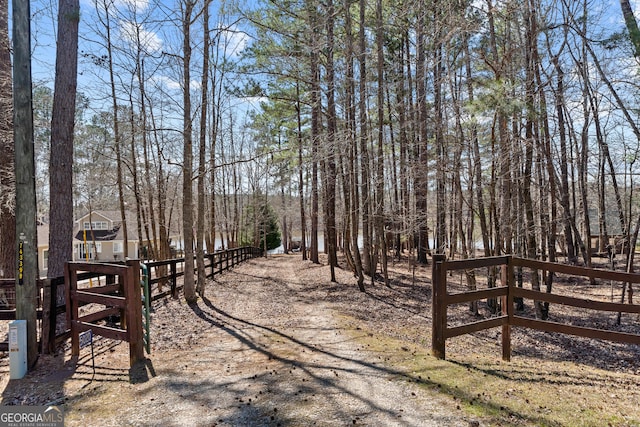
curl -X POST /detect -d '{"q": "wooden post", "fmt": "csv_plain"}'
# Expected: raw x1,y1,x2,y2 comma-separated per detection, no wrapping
170,260,177,298
431,254,446,359
125,259,143,366
13,0,39,369
68,264,80,358
501,258,513,361
40,279,55,353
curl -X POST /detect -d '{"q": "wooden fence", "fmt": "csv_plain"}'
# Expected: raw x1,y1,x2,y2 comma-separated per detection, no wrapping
0,246,263,353
431,254,640,361
66,259,144,367
145,246,263,299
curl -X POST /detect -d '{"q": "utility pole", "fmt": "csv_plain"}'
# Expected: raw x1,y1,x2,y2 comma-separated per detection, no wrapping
13,0,38,369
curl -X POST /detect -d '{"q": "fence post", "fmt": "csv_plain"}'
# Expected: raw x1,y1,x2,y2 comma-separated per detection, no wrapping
432,254,447,359
170,260,177,298
501,257,513,361
208,254,214,278
42,278,60,354
67,263,80,358
125,259,144,365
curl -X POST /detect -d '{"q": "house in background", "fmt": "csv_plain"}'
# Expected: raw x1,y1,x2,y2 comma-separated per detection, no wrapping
37,210,139,277
73,210,139,263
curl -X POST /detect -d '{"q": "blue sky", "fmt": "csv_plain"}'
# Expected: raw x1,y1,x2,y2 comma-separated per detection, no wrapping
15,0,640,123
23,0,258,116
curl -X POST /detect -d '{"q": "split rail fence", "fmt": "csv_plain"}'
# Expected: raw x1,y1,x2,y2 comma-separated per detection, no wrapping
1,246,263,357
432,254,640,361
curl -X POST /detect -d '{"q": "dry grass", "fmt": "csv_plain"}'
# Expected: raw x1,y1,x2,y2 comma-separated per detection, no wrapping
341,319,640,426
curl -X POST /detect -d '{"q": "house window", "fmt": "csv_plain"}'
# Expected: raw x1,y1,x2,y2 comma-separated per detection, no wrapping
78,242,102,259
83,221,108,230
113,242,123,253
78,244,90,260
43,250,49,270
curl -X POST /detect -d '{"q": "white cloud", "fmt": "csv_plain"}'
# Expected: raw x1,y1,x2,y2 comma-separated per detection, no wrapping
151,75,181,91
114,0,149,11
148,76,201,93
220,25,249,58
119,20,163,53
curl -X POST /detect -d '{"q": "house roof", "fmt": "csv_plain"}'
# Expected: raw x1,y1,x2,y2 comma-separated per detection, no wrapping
76,210,133,223
74,210,138,241
75,227,121,242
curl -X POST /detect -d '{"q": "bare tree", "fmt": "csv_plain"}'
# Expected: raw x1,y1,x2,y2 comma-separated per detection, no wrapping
196,0,211,297
181,0,197,303
324,0,338,282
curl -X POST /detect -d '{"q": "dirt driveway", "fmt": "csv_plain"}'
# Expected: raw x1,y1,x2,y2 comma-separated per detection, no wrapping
2,255,475,426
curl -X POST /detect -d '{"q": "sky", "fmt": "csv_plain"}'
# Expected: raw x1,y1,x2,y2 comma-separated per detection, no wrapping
21,0,256,117
12,0,640,123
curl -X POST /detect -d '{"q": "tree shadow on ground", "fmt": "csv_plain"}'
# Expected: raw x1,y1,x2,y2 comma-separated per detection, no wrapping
180,292,560,427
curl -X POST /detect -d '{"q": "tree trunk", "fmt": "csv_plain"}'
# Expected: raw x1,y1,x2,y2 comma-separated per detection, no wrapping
415,9,429,265
136,52,159,262
196,1,211,297
148,104,170,290
344,0,364,290
523,0,545,318
296,82,307,260
308,0,320,264
182,0,197,303
375,0,389,286
128,92,144,261
0,0,15,280
620,0,640,57
359,0,373,275
325,0,338,282
552,56,577,264
98,0,128,260
48,0,79,279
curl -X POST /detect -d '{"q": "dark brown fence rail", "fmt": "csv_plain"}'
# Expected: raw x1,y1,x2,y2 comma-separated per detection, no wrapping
432,254,640,361
0,246,262,353
144,246,263,299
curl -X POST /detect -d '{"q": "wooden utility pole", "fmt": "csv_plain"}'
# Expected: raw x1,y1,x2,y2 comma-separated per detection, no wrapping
13,0,38,368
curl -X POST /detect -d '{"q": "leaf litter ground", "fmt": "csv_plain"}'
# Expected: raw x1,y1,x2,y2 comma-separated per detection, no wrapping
1,254,639,426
